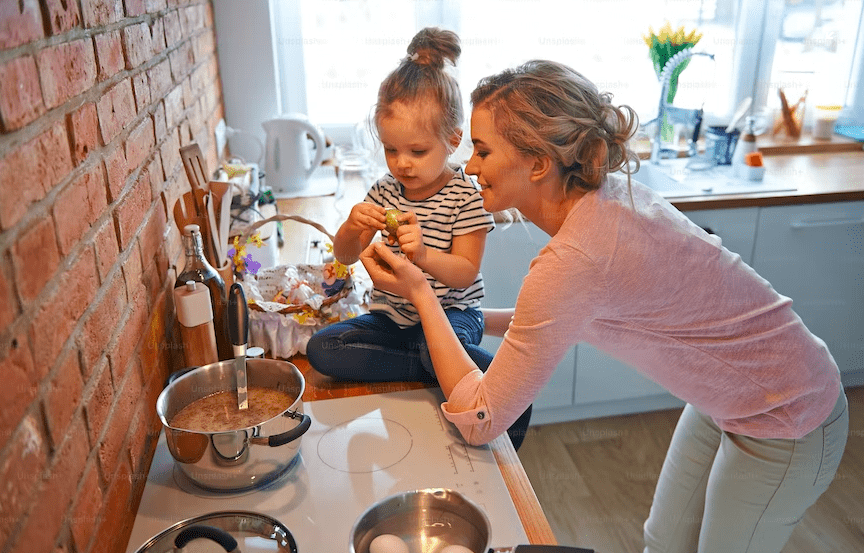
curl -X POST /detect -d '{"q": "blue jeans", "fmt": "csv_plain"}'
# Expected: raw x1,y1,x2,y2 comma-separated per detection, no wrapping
306,307,533,450
644,389,848,553
306,308,486,384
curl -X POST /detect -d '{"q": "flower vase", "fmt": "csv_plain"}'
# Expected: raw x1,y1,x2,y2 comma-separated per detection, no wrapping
658,74,683,157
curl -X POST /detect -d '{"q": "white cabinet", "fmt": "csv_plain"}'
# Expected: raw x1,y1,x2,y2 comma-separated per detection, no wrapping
479,220,576,410
750,201,864,376
684,207,760,266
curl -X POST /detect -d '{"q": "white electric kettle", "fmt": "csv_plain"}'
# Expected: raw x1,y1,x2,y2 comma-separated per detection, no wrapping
263,114,327,198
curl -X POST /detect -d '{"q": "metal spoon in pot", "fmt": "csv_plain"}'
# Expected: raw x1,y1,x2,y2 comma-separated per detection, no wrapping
227,283,249,410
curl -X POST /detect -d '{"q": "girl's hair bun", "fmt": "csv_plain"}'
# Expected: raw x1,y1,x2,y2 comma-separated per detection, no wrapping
406,27,461,69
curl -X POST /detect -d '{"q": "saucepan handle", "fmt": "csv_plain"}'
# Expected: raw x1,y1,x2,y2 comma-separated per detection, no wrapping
264,411,312,447
174,525,238,551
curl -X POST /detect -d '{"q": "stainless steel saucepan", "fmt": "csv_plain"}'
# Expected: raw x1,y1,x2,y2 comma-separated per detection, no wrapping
155,357,311,492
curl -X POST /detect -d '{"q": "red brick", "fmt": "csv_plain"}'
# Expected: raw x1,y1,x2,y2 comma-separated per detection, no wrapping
0,121,72,229
91,458,132,553
93,219,120,284
103,144,129,201
131,70,151,113
109,288,148,382
125,0,146,17
115,171,152,250
0,332,38,443
194,29,215,63
83,360,113,453
147,0,168,14
167,41,193,83
139,290,171,380
190,62,208,96
44,351,84,448
162,86,183,132
147,155,165,200
9,413,88,553
147,58,172,99
149,17,166,54
162,10,181,47
53,164,107,254
69,463,103,552
0,414,49,544
30,248,98,369
67,102,100,165
139,199,167,265
179,4,203,37
44,0,81,35
78,269,125,373
122,22,153,70
152,99,166,138
37,38,97,110
0,257,18,329
96,78,135,144
12,215,61,303
0,55,46,131
92,30,124,83
125,116,155,172
97,363,140,479
81,0,123,27
0,0,44,49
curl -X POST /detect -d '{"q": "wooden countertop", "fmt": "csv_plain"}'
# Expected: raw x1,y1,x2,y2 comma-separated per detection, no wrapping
639,136,864,211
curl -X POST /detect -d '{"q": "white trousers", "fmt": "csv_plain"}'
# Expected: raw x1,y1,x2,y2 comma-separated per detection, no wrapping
644,389,848,553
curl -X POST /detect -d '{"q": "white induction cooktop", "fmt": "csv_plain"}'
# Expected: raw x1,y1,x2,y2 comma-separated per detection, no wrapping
125,387,529,552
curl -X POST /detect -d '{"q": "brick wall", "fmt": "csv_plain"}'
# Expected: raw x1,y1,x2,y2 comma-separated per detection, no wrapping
0,1,225,552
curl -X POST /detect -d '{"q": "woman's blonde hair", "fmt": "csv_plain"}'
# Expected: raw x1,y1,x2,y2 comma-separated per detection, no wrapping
471,60,639,193
374,27,463,149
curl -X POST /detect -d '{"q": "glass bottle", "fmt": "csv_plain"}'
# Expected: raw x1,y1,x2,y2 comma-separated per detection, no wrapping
175,224,230,361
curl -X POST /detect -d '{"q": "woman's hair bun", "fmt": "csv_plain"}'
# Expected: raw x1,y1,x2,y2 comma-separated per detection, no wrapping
406,27,460,69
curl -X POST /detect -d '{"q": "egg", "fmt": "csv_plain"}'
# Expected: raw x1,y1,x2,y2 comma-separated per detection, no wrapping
369,533,409,553
384,208,405,235
440,546,474,553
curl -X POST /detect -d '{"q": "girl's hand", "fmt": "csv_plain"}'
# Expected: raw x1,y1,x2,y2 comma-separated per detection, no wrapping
394,211,427,263
347,202,385,233
360,242,428,302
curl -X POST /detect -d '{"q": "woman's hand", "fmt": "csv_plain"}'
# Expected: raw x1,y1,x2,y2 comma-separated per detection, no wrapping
360,241,428,302
394,211,427,263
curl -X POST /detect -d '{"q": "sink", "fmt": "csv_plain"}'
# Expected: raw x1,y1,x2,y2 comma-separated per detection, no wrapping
630,158,796,198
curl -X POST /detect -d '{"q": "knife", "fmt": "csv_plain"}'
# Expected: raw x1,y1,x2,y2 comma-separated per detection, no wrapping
228,283,249,410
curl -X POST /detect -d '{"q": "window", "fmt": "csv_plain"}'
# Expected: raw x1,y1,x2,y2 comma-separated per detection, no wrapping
269,0,863,139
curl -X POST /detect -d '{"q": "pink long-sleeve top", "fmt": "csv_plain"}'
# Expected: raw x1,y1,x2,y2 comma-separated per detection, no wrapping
441,172,842,445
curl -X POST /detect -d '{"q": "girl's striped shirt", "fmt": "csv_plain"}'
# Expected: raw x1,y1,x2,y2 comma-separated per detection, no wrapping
364,167,495,327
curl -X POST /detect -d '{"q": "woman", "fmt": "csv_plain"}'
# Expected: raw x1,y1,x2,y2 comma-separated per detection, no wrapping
360,60,849,553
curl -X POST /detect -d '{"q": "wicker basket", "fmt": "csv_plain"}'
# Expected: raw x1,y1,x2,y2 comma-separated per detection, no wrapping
234,214,369,358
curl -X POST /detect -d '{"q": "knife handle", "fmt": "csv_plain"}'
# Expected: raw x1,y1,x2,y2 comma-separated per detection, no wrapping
227,283,248,348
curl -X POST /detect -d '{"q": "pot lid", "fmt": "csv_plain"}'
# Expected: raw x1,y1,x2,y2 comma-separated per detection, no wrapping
133,511,298,553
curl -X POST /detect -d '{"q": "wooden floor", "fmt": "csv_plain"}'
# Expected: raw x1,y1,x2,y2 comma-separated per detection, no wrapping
516,386,864,553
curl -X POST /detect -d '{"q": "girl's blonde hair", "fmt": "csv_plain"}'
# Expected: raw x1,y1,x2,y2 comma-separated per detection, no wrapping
471,60,640,193
374,27,463,149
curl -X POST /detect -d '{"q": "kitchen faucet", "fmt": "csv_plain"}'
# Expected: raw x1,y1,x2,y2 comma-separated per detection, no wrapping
647,49,715,164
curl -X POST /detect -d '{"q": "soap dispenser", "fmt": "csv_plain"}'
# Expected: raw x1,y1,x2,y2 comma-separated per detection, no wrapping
732,116,758,177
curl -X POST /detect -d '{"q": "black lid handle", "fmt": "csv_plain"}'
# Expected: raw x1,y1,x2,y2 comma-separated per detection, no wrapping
227,283,248,348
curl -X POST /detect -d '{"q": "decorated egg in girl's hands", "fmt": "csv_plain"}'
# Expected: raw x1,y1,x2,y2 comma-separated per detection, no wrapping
385,208,405,236
369,533,409,553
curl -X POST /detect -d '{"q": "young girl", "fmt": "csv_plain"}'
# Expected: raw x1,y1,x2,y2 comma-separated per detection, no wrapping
306,28,495,385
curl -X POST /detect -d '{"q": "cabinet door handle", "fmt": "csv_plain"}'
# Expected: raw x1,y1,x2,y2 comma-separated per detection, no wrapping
790,216,864,229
